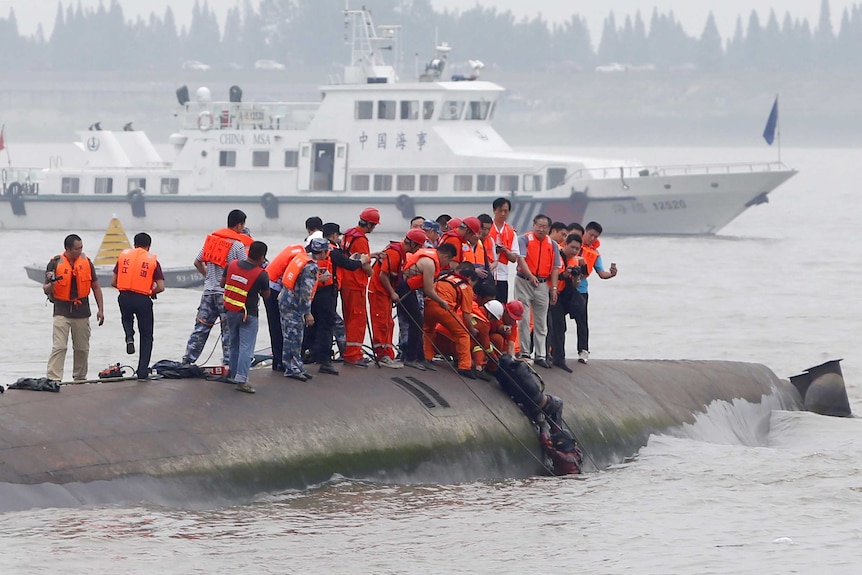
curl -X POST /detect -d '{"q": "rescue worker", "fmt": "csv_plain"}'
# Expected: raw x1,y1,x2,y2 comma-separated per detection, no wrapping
574,221,618,364
397,242,457,371
44,233,105,382
368,228,426,367
438,216,480,264
423,261,479,378
339,207,379,368
434,279,496,380
262,243,306,372
111,232,165,380
495,353,564,430
547,233,586,373
488,198,519,304
486,300,523,368
539,420,583,475
318,222,371,374
473,214,495,280
222,240,270,393
280,238,330,381
182,209,252,366
515,214,561,369
422,219,441,248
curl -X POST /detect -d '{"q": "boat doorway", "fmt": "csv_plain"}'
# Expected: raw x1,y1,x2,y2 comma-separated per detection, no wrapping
312,142,335,191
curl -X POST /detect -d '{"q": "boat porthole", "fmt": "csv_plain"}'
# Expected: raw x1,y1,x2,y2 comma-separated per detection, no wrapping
201,150,207,157
664,184,671,189
710,182,719,188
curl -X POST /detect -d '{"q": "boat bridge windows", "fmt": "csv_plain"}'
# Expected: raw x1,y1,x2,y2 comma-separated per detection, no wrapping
466,101,492,121
160,178,179,194
94,177,113,194
61,177,80,194
453,175,472,191
524,175,542,192
346,172,548,194
378,101,397,120
355,100,458,121
441,101,465,121
351,175,370,191
127,178,146,193
397,175,415,191
219,151,237,167
500,175,518,192
477,175,496,192
252,151,270,168
284,151,299,167
419,175,439,191
373,175,393,191
547,168,567,189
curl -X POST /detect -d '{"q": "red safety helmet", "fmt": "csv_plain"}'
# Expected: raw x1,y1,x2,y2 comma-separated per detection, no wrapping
359,207,381,225
405,228,427,245
447,217,462,231
505,300,524,321
461,216,481,235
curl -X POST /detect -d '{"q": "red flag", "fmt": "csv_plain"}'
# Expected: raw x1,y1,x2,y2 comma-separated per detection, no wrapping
0,126,5,153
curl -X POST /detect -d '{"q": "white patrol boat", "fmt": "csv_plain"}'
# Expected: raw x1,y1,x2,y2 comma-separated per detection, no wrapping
0,5,795,235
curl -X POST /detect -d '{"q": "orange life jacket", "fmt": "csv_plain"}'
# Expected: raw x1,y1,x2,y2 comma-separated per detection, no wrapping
473,237,492,271
52,254,93,303
369,241,406,294
439,230,466,263
116,247,158,295
523,232,556,279
267,244,305,285
224,260,266,315
283,251,319,299
201,228,253,267
580,239,601,276
556,253,581,293
317,256,334,288
403,248,439,291
435,272,471,311
338,226,370,290
489,222,516,263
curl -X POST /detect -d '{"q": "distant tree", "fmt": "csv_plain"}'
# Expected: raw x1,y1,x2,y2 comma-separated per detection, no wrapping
761,9,782,71
697,12,723,72
725,15,745,71
814,0,835,68
597,12,619,64
743,10,764,70
550,14,593,71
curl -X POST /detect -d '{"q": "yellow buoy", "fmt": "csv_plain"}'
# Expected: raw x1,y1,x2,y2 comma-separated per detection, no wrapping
93,217,132,266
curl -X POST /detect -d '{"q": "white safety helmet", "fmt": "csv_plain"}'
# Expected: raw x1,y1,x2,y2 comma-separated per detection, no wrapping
484,300,504,320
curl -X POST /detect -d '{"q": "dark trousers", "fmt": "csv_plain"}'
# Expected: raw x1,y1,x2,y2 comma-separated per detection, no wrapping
396,282,424,362
310,286,337,364
547,300,568,365
571,292,589,352
495,280,509,304
264,288,284,370
118,291,154,379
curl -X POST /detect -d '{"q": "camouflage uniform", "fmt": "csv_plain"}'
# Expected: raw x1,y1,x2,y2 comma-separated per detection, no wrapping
279,260,319,376
183,292,229,365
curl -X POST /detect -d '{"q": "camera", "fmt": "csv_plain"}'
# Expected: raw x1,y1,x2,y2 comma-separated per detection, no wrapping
567,264,587,276
46,272,63,283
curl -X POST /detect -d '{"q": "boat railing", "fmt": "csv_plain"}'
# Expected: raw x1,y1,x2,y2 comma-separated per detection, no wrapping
567,161,790,181
183,101,319,132
1,168,41,196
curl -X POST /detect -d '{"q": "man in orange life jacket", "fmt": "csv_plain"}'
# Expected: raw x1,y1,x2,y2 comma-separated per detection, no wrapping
547,233,585,373
221,240,270,393
488,197,520,304
473,213,494,280
111,233,165,380
368,228,426,368
43,234,105,382
338,207,379,368
515,214,561,369
423,261,479,378
281,237,331,381
574,221,618,364
486,300,523,369
262,243,306,372
439,216,481,265
182,209,253,366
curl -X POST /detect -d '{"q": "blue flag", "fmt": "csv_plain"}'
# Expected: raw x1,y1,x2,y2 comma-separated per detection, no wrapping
763,96,778,145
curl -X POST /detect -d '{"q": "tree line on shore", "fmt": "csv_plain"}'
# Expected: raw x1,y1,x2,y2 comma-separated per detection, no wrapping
0,0,859,74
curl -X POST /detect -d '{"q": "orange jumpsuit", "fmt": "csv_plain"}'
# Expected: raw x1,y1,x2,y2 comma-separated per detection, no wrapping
338,227,371,363
424,273,473,370
368,242,405,361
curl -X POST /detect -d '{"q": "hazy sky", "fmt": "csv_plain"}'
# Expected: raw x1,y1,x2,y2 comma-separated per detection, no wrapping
5,0,856,42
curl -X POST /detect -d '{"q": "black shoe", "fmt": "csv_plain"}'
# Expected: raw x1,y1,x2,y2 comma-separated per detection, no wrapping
126,340,135,355
534,358,552,369
319,363,339,375
271,364,285,372
553,361,573,373
475,369,493,381
301,370,314,380
457,368,477,379
421,360,438,371
284,372,309,382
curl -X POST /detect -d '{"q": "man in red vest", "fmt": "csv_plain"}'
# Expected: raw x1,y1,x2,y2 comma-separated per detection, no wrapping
111,232,166,380
488,197,519,304
514,214,561,369
338,207,379,368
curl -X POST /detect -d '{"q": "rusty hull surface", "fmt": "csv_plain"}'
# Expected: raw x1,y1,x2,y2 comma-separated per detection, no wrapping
0,359,800,503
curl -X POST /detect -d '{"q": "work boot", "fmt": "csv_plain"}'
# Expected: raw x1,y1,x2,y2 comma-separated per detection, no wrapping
553,361,573,373
404,360,427,371
457,368,477,379
421,360,438,371
578,350,590,364
126,339,135,355
319,362,339,375
235,382,256,394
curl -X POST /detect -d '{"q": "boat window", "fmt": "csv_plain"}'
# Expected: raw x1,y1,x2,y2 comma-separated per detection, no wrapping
477,175,496,192
252,151,270,168
466,101,491,121
441,101,464,121
419,175,438,191
355,101,373,120
127,178,146,192
523,174,542,192
488,101,496,120
351,175,370,191
423,101,435,120
61,177,79,194
219,151,237,167
284,150,299,167
400,101,419,120
397,175,415,191
500,175,518,192
378,100,396,120
160,178,179,195
453,175,473,191
374,174,393,191
547,168,566,189
94,177,113,194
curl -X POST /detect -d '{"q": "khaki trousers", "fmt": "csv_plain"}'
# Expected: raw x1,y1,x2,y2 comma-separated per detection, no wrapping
47,315,91,381
515,276,550,360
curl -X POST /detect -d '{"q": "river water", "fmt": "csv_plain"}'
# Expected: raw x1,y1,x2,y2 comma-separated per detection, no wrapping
1,146,860,574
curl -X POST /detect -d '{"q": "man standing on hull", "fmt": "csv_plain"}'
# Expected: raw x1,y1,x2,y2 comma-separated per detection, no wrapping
182,209,252,366
44,234,105,382
574,221,618,364
112,233,165,380
488,197,519,304
338,207,379,368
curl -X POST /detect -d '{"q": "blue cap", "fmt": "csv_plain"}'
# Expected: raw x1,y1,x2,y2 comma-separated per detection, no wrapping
308,237,330,253
422,220,441,232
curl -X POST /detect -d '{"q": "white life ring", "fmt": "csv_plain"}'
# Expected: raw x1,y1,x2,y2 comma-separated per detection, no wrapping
448,103,459,118
198,111,214,131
